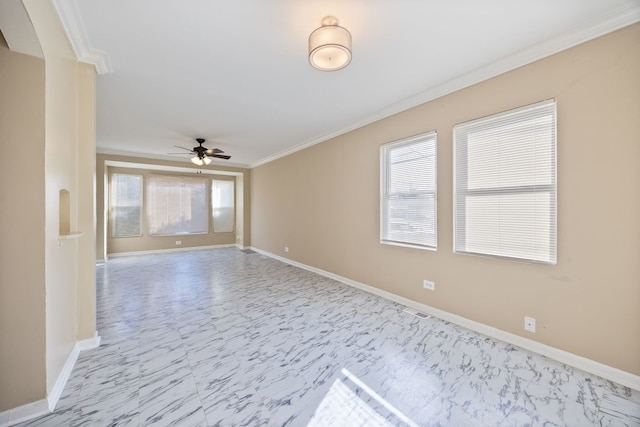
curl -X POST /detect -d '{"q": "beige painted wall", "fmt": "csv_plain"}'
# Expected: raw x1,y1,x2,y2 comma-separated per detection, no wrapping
96,154,251,257
76,62,97,341
0,31,47,411
251,24,640,375
23,0,97,397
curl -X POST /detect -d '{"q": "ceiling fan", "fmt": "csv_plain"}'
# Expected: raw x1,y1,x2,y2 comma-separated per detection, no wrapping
169,138,231,165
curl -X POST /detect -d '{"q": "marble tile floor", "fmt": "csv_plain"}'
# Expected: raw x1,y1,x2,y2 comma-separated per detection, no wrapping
16,248,640,427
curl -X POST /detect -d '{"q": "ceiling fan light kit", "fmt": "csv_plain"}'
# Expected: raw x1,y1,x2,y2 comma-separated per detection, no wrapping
191,155,212,166
309,16,352,71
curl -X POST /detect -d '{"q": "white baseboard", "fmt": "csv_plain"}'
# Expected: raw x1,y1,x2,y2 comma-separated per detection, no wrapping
47,346,79,412
251,247,640,391
77,331,101,351
108,244,236,258
0,399,49,427
0,331,102,426
48,331,100,411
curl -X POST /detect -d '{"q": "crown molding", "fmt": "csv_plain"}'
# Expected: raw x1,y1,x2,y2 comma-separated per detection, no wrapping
52,0,112,74
0,0,44,58
250,4,640,169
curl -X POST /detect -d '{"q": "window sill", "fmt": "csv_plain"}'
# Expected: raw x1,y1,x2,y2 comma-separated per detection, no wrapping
58,231,84,240
381,240,437,252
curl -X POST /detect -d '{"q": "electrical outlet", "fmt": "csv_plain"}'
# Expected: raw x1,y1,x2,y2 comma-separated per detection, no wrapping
524,316,536,333
175,240,182,246
423,279,435,291
284,246,289,253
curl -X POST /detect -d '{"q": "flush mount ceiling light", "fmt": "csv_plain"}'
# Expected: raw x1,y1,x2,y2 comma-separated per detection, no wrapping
309,16,352,71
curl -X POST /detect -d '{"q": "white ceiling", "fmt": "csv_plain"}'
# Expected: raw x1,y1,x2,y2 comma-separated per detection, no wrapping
52,0,640,167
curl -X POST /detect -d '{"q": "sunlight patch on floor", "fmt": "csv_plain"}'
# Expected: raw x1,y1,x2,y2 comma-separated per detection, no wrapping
308,368,418,427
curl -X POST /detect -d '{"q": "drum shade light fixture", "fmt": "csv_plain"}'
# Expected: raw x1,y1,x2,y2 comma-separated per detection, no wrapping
308,16,351,71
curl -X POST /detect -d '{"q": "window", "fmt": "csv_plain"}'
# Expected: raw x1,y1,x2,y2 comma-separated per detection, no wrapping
146,175,208,236
454,99,557,264
111,174,142,237
381,131,437,249
212,179,235,233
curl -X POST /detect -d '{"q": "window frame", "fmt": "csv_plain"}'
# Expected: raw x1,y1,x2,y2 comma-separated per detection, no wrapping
380,131,438,250
110,173,143,238
211,178,235,234
453,99,557,264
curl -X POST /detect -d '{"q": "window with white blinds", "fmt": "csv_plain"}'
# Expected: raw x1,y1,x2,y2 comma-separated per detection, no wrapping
381,131,437,249
111,173,142,238
454,99,557,264
212,179,235,233
147,175,209,236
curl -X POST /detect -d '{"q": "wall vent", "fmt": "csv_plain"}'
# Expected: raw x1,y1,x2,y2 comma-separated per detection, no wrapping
403,308,431,320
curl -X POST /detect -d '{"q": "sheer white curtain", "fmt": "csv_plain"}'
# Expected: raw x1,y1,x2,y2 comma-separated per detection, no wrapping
111,173,142,237
147,175,209,235
212,179,235,233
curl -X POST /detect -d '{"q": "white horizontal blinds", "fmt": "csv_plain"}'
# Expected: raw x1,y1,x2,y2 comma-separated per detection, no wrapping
212,179,235,233
147,175,208,236
111,173,142,237
454,99,557,264
381,131,437,249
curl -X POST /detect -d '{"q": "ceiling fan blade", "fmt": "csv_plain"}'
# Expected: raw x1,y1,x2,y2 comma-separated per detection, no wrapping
204,148,224,155
174,145,194,152
174,140,230,160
